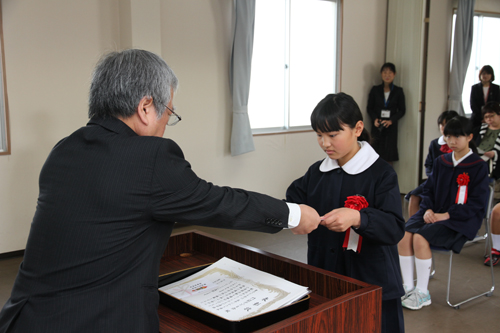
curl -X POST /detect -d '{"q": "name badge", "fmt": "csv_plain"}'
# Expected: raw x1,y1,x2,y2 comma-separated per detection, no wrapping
381,110,391,119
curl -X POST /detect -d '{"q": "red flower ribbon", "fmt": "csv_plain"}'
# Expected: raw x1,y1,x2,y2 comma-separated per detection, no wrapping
342,195,368,253
455,173,469,204
439,144,452,153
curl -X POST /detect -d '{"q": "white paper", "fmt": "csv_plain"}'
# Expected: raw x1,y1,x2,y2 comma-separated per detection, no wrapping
159,257,310,321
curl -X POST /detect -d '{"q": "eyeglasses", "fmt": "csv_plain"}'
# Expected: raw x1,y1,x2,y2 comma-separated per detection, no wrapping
164,104,182,126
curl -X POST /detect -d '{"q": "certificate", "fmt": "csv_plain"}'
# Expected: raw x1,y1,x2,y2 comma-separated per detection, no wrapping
159,257,310,321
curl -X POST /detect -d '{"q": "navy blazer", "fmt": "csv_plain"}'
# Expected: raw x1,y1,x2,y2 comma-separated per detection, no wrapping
0,117,289,333
410,153,489,240
470,82,500,128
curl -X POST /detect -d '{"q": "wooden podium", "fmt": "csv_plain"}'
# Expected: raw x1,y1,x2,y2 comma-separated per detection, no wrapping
158,230,382,332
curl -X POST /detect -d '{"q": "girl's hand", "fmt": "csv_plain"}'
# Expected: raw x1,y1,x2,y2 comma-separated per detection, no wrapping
320,207,361,232
423,209,436,223
484,151,495,159
423,210,450,224
433,212,450,222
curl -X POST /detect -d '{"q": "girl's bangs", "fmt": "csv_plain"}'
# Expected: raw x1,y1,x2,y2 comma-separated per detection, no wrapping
311,100,343,133
443,122,465,137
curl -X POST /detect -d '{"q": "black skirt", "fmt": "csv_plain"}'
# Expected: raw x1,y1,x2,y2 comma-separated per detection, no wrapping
405,220,468,254
371,122,399,162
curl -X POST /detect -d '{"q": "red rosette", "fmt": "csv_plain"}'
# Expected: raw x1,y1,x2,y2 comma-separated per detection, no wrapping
457,173,470,186
342,195,368,253
344,195,369,211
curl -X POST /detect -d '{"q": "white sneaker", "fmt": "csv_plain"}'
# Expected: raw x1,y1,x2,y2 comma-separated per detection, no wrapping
402,288,431,310
401,285,415,301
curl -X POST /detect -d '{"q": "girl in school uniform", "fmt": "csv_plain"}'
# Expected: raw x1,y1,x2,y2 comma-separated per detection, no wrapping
286,93,405,333
398,116,490,310
406,110,459,218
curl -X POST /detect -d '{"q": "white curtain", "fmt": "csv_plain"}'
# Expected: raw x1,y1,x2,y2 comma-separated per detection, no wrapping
229,0,255,156
448,0,475,115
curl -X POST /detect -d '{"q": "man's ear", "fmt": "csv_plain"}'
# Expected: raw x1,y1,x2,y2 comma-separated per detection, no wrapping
137,97,155,125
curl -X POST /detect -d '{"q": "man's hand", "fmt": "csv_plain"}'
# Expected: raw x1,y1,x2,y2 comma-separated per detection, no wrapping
320,207,361,232
291,205,321,235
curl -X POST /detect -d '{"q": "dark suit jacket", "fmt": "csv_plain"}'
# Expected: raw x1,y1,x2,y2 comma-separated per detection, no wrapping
366,83,406,162
366,83,406,124
470,82,500,128
0,117,289,333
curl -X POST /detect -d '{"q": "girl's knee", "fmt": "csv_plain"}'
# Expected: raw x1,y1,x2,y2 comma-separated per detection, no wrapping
413,234,430,250
398,232,414,254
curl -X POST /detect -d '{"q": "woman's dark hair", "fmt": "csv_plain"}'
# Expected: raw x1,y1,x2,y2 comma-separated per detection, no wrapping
380,62,396,73
479,65,495,82
437,110,458,126
481,101,500,116
310,93,370,143
443,116,477,153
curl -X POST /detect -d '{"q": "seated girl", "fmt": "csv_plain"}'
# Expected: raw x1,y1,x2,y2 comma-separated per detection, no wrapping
406,110,458,218
398,116,490,310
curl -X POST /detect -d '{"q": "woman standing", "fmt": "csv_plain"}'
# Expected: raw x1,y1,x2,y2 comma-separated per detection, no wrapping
470,65,500,129
367,63,406,164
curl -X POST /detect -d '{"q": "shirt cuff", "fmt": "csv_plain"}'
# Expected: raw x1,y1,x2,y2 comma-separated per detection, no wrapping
286,203,301,229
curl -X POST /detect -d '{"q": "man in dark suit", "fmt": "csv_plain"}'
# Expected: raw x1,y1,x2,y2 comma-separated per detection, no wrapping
0,49,321,332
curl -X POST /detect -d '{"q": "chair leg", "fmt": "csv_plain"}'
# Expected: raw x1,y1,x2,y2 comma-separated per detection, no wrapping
445,215,496,309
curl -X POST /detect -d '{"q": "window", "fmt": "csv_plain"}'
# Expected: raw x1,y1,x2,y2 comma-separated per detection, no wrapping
452,12,500,115
248,0,340,133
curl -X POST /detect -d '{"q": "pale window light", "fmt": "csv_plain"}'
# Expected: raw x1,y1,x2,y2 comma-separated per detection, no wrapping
248,0,339,134
451,12,500,115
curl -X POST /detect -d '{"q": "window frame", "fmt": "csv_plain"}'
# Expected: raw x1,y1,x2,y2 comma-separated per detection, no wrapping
249,0,342,135
452,9,500,116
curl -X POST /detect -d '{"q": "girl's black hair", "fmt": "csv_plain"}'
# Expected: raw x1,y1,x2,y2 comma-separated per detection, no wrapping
437,110,458,126
443,116,477,154
481,101,500,116
310,93,371,143
380,62,396,73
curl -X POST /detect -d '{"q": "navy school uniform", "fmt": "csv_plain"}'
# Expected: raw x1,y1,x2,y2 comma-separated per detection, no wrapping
406,151,490,252
286,142,405,332
405,136,449,200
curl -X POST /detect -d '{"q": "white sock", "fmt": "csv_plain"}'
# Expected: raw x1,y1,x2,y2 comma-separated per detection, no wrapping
399,255,415,289
415,257,432,294
492,233,500,251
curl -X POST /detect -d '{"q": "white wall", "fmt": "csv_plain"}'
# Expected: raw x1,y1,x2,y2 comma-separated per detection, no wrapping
0,0,456,254
0,0,121,253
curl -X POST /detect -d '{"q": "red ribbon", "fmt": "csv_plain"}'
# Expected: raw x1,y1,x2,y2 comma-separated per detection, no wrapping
455,173,470,204
439,144,452,153
342,195,369,252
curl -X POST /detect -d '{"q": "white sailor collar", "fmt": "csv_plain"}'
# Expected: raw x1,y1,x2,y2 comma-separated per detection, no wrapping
452,148,473,166
438,135,446,145
319,141,379,174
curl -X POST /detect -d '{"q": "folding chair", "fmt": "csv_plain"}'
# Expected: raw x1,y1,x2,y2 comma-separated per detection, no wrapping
430,178,496,309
